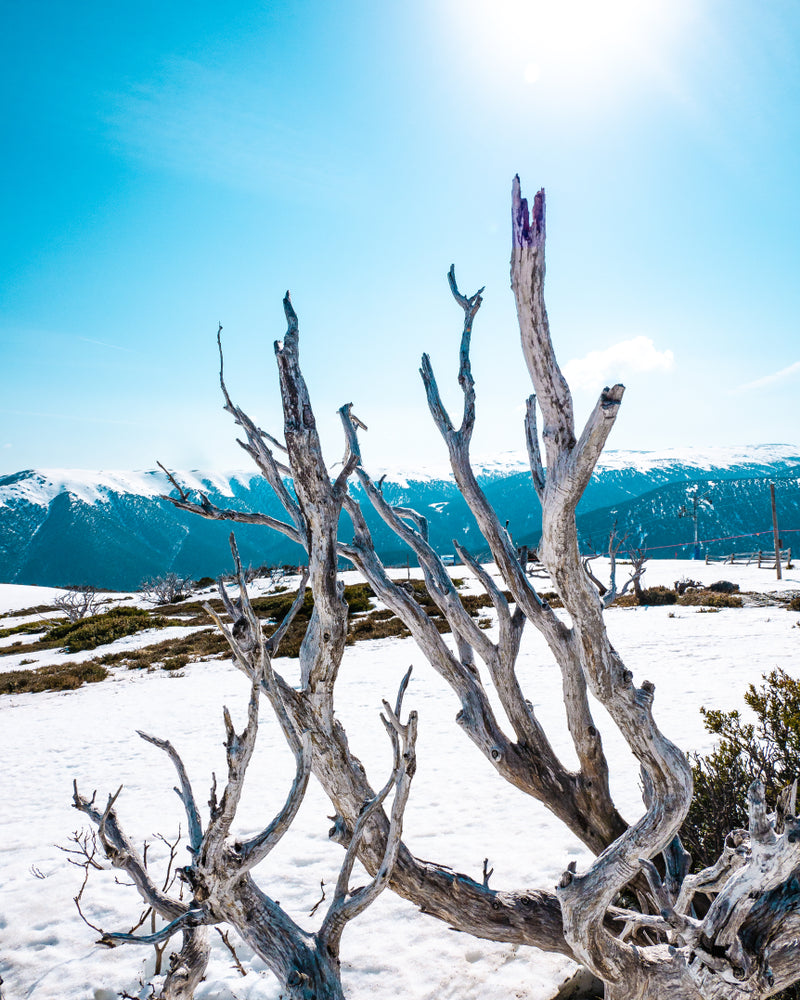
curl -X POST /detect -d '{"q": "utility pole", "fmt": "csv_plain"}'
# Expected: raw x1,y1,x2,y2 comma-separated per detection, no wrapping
678,490,713,560
770,482,782,581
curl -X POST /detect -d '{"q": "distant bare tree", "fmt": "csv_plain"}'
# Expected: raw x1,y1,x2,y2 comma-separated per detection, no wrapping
262,564,288,590
54,585,101,622
626,545,649,603
582,527,646,609
140,573,192,605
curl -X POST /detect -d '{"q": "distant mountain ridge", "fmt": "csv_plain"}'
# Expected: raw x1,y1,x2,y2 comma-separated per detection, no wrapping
1,444,799,590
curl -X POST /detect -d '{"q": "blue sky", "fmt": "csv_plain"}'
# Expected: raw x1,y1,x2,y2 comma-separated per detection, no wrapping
2,0,799,475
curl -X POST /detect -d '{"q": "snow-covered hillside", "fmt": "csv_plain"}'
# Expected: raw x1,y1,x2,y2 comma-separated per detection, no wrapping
2,444,798,506
1,444,799,590
1,560,799,999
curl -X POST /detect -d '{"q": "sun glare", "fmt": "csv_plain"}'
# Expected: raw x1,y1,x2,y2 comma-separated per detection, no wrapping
446,0,694,107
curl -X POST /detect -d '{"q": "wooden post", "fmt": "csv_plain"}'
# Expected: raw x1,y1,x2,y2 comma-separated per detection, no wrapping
770,482,782,581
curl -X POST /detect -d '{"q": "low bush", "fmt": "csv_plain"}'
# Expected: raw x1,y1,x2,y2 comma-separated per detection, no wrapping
707,580,739,594
638,586,677,606
681,669,800,1000
0,620,56,640
788,594,800,612
347,613,410,643
162,653,190,671
98,628,229,670
44,607,166,652
0,604,55,619
344,585,373,614
683,667,800,869
0,661,108,695
540,591,564,609
677,590,742,609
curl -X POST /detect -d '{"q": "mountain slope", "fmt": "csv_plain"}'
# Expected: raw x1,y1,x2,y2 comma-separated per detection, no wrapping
1,445,798,589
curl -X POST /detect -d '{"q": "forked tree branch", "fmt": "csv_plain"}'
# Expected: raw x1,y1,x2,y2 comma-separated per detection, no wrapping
234,731,313,875
418,265,624,854
136,732,203,852
72,783,187,923
319,667,418,956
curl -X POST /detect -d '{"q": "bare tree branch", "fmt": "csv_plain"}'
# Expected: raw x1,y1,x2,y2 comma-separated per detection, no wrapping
136,732,203,852
319,669,418,955
72,782,187,923
234,732,313,874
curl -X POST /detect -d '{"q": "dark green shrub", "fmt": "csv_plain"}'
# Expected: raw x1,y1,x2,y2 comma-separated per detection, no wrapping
344,585,373,614
708,580,739,594
0,620,57,639
46,607,164,652
682,669,800,999
194,576,216,589
789,594,800,612
683,668,800,870
638,586,677,606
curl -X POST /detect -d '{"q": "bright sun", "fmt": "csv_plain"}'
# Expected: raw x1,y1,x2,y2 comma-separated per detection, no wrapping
446,0,695,107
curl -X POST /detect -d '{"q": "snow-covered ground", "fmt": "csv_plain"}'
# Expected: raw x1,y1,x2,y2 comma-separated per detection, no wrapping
1,560,799,999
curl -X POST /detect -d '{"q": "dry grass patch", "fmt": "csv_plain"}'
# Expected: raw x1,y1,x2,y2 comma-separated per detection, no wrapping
677,590,743,609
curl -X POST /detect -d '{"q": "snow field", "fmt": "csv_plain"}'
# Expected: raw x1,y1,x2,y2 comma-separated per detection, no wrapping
1,561,799,999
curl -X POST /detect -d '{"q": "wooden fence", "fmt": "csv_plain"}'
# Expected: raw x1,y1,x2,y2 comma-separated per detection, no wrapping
705,548,792,568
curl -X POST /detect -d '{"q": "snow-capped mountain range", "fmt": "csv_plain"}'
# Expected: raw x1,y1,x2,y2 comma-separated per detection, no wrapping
2,444,799,590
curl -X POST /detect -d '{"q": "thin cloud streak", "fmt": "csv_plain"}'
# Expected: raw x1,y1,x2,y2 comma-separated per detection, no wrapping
0,409,148,427
738,360,800,391
79,337,135,353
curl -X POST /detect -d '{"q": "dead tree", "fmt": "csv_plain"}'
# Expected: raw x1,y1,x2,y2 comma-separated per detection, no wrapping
74,537,417,1000
54,585,101,621
140,573,192,605
626,547,648,604
583,526,645,609
155,179,800,999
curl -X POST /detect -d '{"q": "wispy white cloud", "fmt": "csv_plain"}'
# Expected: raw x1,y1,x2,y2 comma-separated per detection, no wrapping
562,336,674,391
737,360,800,392
79,337,134,353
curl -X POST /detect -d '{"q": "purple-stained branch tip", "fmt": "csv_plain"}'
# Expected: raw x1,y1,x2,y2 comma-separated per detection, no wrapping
512,175,545,250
